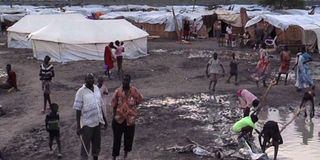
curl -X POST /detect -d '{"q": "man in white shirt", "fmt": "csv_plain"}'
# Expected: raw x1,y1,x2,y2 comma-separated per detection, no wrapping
206,52,225,93
74,73,107,160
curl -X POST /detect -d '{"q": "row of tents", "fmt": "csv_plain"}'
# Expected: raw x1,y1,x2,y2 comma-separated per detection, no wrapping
3,4,320,62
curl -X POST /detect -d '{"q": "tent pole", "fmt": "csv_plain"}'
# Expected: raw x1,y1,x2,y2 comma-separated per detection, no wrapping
192,0,196,12
58,43,62,63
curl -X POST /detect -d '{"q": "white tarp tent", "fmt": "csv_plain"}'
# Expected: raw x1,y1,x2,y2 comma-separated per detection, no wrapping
7,14,85,48
100,9,211,32
29,19,149,62
245,14,320,53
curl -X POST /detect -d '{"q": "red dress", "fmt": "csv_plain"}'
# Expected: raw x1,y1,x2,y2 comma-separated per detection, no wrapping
104,46,114,70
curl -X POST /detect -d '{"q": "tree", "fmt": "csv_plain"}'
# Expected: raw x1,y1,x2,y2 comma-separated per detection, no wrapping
258,0,306,9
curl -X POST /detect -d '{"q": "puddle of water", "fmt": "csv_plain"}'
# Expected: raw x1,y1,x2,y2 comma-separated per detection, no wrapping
257,106,320,160
142,93,320,159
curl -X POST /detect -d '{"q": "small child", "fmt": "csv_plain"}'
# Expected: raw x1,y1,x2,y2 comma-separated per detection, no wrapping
98,77,109,109
238,89,260,117
227,53,238,85
45,103,62,158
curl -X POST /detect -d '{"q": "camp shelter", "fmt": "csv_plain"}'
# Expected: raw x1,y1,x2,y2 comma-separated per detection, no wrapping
214,10,244,36
100,10,213,39
29,19,149,62
245,14,320,53
7,14,85,48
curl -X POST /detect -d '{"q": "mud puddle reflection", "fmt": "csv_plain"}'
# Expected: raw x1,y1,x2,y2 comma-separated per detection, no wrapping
142,93,320,159
257,106,320,160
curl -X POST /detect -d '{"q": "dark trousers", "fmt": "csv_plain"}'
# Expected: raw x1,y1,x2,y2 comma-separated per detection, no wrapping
49,130,61,153
81,125,101,159
116,56,123,72
243,108,250,117
112,120,135,157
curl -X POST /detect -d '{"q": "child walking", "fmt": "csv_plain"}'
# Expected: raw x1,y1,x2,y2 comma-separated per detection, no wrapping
45,103,62,158
227,52,238,85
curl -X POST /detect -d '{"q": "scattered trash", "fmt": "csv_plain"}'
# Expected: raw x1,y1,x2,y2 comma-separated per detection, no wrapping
149,49,168,54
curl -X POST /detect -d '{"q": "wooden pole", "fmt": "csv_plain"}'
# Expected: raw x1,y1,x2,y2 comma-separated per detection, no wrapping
172,7,181,41
280,107,305,133
192,0,196,12
253,79,277,115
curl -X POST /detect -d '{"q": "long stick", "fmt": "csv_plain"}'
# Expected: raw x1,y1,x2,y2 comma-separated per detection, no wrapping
253,79,277,115
280,107,305,133
79,135,90,156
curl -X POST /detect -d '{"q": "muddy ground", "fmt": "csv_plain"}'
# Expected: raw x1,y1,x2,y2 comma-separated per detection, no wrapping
0,37,319,160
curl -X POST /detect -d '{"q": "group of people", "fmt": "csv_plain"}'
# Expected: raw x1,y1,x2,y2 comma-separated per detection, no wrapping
104,40,125,79
207,42,315,91
37,45,142,160
205,43,316,159
183,18,199,40
38,55,142,159
233,87,284,160
74,73,143,160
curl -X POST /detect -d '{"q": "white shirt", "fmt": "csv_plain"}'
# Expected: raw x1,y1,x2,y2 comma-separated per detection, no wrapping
208,58,222,74
226,26,232,34
73,84,105,128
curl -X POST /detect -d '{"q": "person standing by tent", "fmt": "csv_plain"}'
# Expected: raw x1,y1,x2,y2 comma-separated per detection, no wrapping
254,24,264,51
206,52,225,93
39,56,54,113
183,19,190,40
257,121,283,160
293,48,315,91
191,18,198,38
0,64,18,92
111,74,143,160
227,52,239,85
226,24,233,47
73,73,107,160
1,22,6,36
115,40,125,76
104,42,116,79
276,46,291,85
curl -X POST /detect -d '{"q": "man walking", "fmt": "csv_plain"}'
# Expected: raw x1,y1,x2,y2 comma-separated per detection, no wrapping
73,73,107,160
111,74,143,160
206,52,225,93
40,56,54,113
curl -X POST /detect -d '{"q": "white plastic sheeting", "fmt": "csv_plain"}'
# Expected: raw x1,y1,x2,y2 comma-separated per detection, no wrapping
245,14,320,53
7,14,85,48
245,14,320,30
30,19,149,62
100,10,211,32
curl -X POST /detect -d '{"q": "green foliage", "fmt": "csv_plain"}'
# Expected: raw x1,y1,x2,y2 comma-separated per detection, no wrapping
258,0,306,9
